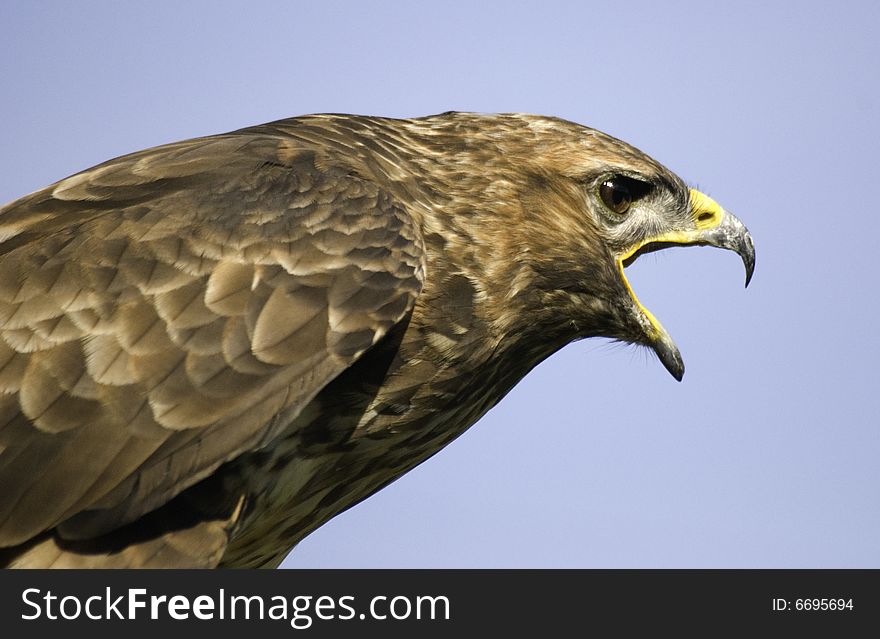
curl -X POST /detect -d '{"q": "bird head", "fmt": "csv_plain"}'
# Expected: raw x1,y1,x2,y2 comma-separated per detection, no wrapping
406,113,755,380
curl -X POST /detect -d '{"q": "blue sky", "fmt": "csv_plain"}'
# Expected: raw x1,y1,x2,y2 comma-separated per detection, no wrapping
1,1,877,567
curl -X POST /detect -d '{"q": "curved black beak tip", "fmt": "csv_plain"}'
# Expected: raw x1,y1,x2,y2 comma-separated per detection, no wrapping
743,235,756,288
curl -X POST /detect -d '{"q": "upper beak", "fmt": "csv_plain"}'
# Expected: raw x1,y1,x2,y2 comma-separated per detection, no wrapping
617,189,755,381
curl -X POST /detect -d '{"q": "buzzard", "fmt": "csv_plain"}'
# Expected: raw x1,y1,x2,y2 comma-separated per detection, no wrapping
0,113,754,567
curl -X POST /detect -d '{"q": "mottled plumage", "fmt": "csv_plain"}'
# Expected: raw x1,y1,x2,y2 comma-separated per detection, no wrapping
0,113,753,567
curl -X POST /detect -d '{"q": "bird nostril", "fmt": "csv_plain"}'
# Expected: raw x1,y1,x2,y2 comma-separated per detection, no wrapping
698,212,715,223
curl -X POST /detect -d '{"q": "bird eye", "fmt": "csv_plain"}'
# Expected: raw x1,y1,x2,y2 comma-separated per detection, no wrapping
599,178,632,215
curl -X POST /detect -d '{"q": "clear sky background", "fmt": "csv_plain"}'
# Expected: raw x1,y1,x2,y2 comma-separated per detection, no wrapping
1,1,877,568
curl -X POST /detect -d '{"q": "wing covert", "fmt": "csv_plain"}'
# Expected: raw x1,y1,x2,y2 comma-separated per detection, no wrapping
0,132,424,544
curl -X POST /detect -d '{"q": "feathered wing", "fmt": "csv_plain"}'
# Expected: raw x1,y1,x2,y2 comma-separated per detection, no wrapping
0,130,424,565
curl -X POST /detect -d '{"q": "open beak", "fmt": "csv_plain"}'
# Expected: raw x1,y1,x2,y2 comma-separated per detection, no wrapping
617,189,755,381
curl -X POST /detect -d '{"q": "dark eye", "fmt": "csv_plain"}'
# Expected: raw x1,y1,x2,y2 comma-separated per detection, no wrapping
599,178,632,215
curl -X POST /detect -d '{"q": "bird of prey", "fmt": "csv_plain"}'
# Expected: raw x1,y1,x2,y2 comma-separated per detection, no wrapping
0,113,754,568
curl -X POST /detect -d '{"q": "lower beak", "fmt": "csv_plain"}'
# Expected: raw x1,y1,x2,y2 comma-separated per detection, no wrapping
617,189,755,381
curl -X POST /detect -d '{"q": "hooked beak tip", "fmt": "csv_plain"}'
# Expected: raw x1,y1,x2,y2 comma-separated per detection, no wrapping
743,235,756,288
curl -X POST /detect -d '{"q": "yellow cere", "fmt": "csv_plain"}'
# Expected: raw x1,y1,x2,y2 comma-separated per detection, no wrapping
689,188,724,230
